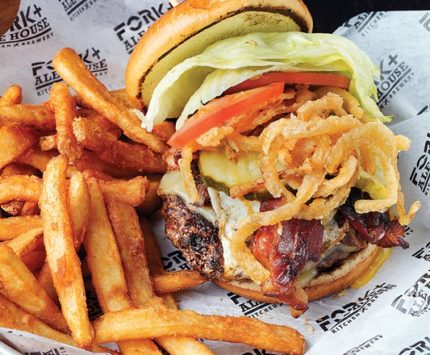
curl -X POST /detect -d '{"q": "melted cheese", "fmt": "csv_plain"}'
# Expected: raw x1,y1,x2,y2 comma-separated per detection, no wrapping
351,248,392,288
208,188,260,279
158,170,217,225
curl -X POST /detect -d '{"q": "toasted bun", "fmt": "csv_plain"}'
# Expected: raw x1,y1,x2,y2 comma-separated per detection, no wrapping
126,0,313,104
214,244,380,303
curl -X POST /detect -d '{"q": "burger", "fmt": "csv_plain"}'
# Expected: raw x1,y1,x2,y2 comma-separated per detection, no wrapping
126,0,420,314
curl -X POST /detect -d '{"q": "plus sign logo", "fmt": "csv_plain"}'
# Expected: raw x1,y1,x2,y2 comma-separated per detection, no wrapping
341,12,386,37
31,47,108,97
58,0,99,21
113,2,173,54
0,4,53,48
419,12,430,32
375,54,415,109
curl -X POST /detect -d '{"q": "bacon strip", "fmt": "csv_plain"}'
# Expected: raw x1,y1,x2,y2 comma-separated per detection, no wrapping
336,188,407,249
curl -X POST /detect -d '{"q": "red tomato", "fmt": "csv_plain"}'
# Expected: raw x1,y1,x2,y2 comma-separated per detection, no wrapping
168,83,284,148
225,72,350,94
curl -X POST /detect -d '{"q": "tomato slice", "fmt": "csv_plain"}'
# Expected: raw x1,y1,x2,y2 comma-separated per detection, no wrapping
225,72,350,94
168,82,284,149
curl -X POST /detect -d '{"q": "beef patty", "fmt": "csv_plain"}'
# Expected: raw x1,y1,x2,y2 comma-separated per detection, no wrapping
162,195,224,278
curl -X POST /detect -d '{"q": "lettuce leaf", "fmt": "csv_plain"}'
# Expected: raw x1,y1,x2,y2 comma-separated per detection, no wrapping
144,32,388,131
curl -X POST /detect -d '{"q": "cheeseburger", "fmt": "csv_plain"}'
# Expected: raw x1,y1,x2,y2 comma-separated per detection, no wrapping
126,0,420,313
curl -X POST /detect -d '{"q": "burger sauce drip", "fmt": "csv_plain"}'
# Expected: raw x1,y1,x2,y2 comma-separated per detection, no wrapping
252,199,324,311
336,188,407,249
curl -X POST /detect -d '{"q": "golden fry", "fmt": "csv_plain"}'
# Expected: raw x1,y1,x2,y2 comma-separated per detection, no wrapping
52,48,166,152
93,307,305,354
50,83,82,161
73,117,166,174
79,109,122,137
106,200,154,304
152,121,175,142
110,88,143,110
0,215,43,241
74,151,137,179
0,85,22,105
0,294,116,354
84,178,160,354
68,171,90,247
153,271,207,295
141,219,214,355
0,126,36,169
0,104,55,130
0,175,42,204
40,156,93,347
100,176,148,206
37,263,58,304
17,148,57,172
0,245,69,333
138,179,162,215
39,134,57,151
6,228,45,273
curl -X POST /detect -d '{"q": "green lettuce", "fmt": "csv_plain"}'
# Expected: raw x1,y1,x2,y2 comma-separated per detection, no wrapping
144,32,389,131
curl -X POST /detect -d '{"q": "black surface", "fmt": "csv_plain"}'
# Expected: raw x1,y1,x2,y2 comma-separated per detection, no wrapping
305,0,430,33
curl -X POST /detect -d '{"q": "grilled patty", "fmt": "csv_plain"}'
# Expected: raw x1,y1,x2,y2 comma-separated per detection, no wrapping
162,194,224,278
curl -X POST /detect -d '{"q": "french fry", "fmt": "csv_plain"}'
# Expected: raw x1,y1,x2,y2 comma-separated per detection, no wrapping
138,179,162,214
0,245,69,333
106,200,154,304
0,126,36,169
79,109,122,137
1,163,39,216
0,175,42,204
139,219,214,355
50,83,82,161
0,294,117,354
0,215,43,241
68,171,90,247
52,48,167,153
93,307,306,354
84,178,160,354
99,176,148,206
6,228,45,273
40,155,93,347
110,88,143,110
153,271,207,294
0,104,55,130
39,134,57,151
17,148,57,172
73,117,166,174
74,151,137,179
37,263,58,304
0,85,22,105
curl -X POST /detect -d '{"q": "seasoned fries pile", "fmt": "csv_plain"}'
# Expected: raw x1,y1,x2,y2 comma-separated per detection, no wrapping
0,48,305,354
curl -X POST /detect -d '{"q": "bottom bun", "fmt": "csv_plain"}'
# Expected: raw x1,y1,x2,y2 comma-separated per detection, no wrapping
213,244,380,304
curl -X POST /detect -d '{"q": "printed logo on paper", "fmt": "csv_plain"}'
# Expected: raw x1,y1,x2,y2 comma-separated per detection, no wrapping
316,283,396,333
162,250,191,271
341,12,386,37
419,12,430,33
0,4,53,48
24,347,69,355
342,335,383,355
376,54,415,110
399,336,430,355
58,0,98,21
413,241,430,263
242,350,277,355
226,292,281,318
114,2,173,54
392,269,430,317
31,47,108,97
410,132,430,196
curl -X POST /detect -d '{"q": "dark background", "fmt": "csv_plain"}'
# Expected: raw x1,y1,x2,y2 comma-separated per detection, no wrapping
305,0,430,32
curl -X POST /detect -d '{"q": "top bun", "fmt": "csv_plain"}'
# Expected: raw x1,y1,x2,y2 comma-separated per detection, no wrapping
126,0,313,105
